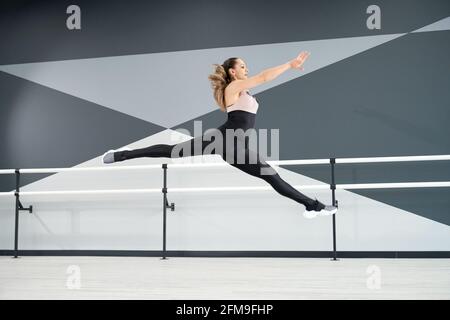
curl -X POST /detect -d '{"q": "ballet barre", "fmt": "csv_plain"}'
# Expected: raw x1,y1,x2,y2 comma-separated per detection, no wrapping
0,154,449,259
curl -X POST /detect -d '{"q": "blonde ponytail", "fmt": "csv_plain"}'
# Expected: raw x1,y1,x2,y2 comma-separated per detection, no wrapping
208,58,238,112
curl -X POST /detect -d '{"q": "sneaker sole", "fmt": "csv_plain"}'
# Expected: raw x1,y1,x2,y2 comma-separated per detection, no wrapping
303,208,338,219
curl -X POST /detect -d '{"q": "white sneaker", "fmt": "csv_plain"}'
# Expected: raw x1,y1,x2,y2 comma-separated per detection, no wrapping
302,198,338,219
102,147,131,164
303,205,338,219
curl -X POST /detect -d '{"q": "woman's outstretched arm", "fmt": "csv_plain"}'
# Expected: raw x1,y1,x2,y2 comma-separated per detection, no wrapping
227,51,310,94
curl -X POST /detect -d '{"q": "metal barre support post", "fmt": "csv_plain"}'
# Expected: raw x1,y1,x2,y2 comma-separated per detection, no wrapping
14,169,19,259
162,164,168,260
161,163,175,260
13,169,33,259
330,159,339,261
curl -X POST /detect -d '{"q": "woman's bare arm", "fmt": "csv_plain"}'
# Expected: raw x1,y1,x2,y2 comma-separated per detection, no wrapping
227,51,310,95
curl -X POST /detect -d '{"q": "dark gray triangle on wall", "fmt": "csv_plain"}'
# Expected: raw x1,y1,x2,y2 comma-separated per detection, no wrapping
0,71,166,192
351,188,450,226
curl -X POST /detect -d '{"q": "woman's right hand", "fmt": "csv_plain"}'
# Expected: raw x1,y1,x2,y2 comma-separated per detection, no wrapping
289,51,310,70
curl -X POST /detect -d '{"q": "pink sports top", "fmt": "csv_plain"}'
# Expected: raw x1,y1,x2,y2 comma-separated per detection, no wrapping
226,90,259,114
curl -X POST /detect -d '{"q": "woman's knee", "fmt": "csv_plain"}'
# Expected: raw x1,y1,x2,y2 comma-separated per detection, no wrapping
259,164,278,178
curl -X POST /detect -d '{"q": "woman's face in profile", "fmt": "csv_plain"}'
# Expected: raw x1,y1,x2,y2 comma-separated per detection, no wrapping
230,58,249,80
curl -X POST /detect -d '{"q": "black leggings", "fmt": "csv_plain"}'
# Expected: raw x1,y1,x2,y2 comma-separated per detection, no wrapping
115,111,317,209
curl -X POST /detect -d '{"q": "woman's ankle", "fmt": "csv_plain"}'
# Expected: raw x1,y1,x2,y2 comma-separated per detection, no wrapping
305,199,325,211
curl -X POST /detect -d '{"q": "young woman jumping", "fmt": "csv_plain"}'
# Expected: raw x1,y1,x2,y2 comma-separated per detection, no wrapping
102,52,337,217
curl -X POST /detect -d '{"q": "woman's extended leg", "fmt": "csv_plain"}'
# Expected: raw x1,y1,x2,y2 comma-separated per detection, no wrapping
102,133,336,214
225,148,322,210
104,130,222,163
113,143,176,161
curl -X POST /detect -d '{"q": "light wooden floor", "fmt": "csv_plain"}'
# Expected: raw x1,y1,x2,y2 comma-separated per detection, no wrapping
0,256,449,299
